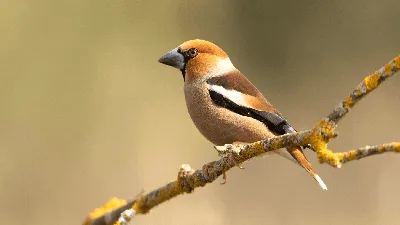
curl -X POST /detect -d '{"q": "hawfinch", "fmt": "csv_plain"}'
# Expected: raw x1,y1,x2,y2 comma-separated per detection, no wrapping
158,39,327,190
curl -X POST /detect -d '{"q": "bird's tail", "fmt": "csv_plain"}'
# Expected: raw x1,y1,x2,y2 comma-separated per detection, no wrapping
287,147,328,190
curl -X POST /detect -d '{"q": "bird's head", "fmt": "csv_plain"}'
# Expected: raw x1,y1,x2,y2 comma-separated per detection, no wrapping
158,39,235,83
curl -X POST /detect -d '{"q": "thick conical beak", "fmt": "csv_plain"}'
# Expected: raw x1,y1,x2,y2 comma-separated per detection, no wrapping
158,47,185,70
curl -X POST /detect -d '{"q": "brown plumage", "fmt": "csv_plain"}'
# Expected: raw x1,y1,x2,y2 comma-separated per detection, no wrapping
158,39,327,190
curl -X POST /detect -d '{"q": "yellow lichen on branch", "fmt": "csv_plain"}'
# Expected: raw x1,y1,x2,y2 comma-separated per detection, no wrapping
309,120,340,167
83,55,400,225
83,197,131,225
364,71,379,90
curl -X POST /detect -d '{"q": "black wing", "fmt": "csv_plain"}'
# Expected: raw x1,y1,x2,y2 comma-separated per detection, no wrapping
208,90,295,135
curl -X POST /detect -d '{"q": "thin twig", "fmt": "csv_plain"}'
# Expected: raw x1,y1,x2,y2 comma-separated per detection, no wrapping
327,55,400,124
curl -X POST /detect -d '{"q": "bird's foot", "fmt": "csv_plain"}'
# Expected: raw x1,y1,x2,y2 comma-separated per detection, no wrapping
231,142,248,169
215,143,245,169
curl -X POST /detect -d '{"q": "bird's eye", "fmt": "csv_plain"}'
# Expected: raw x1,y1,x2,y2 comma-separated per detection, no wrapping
185,48,198,59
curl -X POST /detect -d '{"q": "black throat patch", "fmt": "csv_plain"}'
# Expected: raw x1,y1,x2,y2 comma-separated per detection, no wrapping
180,68,186,81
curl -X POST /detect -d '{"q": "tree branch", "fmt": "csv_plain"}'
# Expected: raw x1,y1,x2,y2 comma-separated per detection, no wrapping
83,55,400,225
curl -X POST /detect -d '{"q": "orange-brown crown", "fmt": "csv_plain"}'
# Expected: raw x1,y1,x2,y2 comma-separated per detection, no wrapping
179,40,230,83
179,39,228,59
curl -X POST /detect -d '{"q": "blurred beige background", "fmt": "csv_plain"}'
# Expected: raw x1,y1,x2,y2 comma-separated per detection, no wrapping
1,0,399,224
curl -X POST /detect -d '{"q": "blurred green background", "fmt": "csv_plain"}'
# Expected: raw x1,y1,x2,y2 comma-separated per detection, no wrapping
1,0,399,224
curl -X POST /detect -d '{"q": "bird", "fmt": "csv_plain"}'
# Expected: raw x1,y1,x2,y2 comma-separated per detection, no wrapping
158,39,327,190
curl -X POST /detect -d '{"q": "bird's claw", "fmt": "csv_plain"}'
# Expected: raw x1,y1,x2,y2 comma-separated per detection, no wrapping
215,144,245,169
